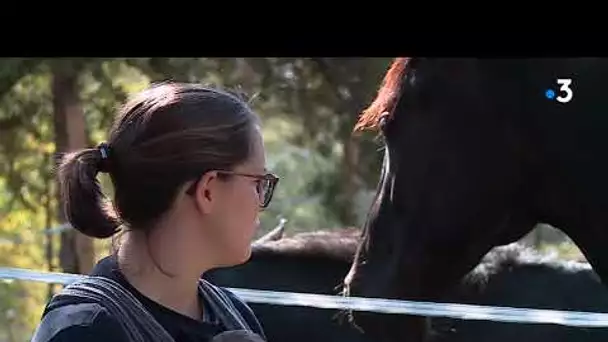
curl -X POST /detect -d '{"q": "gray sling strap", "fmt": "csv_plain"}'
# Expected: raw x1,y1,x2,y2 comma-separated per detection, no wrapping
55,276,255,342
198,279,253,331
60,276,174,342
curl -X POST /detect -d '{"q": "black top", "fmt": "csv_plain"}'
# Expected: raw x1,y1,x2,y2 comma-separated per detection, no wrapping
32,254,266,342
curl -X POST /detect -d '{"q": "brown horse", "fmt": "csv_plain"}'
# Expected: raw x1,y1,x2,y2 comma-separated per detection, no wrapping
343,57,608,342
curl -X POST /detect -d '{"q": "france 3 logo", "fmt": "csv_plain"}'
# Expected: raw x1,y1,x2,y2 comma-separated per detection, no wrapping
545,78,573,103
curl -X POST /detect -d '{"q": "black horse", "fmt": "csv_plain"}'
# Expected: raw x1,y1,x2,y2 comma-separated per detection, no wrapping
342,58,608,342
205,229,608,342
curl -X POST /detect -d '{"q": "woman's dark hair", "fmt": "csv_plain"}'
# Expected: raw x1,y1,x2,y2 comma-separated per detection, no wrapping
57,82,259,239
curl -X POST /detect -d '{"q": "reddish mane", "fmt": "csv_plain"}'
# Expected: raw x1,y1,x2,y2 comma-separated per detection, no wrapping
353,57,411,132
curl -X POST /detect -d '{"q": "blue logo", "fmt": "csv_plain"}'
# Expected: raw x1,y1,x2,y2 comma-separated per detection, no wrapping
545,89,555,100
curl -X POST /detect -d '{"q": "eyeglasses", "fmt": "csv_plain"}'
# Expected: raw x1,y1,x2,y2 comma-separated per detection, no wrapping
187,170,279,209
218,171,279,209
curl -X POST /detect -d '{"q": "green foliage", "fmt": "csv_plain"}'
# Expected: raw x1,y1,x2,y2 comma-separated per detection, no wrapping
0,67,57,340
539,242,587,262
259,118,342,233
81,60,151,144
0,209,49,340
0,58,44,100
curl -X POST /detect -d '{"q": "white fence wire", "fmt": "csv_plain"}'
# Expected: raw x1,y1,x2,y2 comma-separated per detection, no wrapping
1,266,608,328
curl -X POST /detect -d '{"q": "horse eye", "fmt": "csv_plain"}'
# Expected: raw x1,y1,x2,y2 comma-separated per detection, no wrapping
379,116,388,130
408,70,417,86
379,112,394,135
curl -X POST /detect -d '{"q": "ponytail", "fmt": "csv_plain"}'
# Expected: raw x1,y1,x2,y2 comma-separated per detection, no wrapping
57,143,121,238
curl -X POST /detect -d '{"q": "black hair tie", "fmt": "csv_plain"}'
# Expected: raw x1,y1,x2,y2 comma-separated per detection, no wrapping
97,142,111,173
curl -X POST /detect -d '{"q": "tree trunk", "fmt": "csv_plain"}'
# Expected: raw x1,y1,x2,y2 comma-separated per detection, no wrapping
340,134,361,225
52,61,95,275
44,153,55,300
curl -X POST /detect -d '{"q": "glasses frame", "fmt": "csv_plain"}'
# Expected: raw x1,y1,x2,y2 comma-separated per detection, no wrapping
186,170,279,209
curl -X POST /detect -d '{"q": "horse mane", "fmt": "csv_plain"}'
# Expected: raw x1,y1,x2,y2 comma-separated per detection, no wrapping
353,57,411,133
252,227,361,262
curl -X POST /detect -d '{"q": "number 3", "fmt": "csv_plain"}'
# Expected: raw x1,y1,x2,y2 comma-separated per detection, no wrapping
556,78,573,103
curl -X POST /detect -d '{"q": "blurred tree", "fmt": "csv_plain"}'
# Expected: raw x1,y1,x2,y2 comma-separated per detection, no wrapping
309,58,389,225
0,58,44,100
229,58,390,225
0,67,56,341
50,59,96,275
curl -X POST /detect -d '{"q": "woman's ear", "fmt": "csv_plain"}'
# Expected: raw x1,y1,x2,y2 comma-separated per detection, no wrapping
192,171,221,215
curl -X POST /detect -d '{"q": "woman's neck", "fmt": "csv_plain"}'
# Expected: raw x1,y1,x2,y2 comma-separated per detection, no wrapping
116,233,206,320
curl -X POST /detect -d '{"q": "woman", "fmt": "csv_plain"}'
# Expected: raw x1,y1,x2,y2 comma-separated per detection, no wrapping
32,82,278,342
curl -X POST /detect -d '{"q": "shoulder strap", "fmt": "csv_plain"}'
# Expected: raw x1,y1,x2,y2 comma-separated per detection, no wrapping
199,279,253,332
57,276,174,342
32,303,110,342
